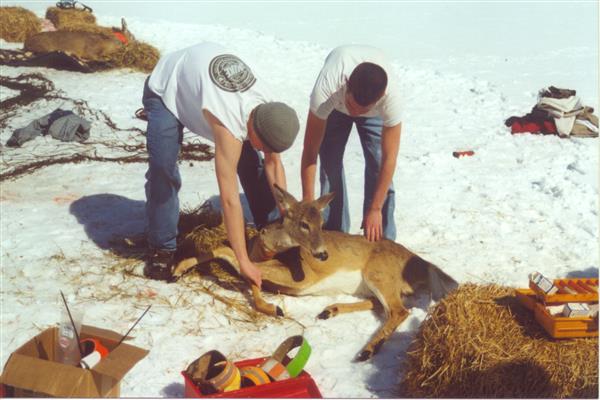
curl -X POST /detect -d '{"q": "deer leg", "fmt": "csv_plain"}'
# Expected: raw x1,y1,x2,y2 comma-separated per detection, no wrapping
317,299,377,320
355,264,411,362
174,247,313,318
248,258,316,318
172,250,218,279
172,257,200,278
356,298,409,362
250,284,283,317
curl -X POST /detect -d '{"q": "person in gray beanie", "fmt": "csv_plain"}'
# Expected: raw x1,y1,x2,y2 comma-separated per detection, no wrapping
142,42,299,286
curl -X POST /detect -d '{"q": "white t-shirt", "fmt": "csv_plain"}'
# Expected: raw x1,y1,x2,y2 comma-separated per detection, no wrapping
148,42,274,143
310,45,403,127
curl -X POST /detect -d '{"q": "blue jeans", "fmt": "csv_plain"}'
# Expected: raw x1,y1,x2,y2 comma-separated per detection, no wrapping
142,79,277,251
319,109,396,240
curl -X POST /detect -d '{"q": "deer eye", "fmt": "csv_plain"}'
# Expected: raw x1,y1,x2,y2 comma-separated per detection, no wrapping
300,222,310,231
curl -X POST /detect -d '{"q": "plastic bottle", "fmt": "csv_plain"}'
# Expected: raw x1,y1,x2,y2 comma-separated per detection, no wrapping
56,307,84,366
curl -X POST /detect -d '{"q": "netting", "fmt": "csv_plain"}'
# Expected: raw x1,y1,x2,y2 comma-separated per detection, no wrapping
0,73,213,181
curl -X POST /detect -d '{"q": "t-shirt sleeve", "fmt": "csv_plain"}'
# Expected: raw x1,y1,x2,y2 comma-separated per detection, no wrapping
309,71,335,120
380,87,403,127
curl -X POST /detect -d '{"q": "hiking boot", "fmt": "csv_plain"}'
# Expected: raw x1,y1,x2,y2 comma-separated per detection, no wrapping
144,249,176,282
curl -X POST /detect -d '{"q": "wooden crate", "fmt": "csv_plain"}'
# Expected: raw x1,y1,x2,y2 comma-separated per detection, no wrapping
516,288,598,339
529,278,598,303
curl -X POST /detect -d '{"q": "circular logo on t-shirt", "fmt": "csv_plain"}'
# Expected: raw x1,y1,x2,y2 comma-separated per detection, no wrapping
209,54,256,93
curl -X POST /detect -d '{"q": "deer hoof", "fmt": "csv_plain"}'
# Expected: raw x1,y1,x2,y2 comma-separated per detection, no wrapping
317,306,338,320
276,306,284,317
355,350,373,362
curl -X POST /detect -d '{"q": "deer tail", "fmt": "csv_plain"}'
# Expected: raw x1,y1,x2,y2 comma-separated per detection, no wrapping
426,263,459,302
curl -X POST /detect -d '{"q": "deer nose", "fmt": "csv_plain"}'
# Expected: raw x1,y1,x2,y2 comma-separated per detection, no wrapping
315,251,328,261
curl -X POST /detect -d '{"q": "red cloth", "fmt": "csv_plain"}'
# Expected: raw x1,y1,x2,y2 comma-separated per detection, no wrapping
112,31,129,45
510,119,557,135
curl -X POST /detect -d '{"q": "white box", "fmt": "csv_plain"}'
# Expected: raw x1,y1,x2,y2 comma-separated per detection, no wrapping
562,303,590,317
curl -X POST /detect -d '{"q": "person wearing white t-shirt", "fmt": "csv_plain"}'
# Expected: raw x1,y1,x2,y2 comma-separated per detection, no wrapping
301,45,402,242
142,42,300,286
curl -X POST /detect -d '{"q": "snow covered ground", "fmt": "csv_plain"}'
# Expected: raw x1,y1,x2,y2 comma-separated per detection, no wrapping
1,2,598,398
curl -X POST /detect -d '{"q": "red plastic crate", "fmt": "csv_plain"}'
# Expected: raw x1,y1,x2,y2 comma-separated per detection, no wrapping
182,357,322,398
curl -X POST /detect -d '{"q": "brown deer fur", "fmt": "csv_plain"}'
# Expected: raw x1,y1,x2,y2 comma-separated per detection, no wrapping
173,185,458,361
23,18,132,61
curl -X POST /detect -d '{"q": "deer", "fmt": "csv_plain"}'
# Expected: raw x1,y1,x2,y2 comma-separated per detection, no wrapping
173,185,458,361
23,18,133,61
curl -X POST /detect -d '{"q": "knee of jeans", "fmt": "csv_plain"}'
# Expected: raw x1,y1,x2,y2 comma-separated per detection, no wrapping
149,158,179,181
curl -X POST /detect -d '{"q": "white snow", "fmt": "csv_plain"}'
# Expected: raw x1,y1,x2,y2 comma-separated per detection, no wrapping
1,2,598,398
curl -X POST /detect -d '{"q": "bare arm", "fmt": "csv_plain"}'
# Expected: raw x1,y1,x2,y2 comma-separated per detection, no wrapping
363,122,402,241
300,111,327,201
263,152,287,192
205,111,262,287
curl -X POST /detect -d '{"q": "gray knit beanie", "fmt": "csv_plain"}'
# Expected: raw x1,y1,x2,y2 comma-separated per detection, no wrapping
253,102,300,153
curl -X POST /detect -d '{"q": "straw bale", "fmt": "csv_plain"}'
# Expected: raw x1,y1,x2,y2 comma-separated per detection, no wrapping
45,6,95,30
177,202,258,284
400,283,598,398
55,23,113,36
0,7,41,42
107,40,160,73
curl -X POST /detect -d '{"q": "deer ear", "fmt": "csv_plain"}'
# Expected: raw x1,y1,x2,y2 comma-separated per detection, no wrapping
121,18,135,40
273,184,298,211
314,191,335,211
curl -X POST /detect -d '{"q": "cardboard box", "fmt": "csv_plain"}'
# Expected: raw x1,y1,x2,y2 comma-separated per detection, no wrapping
1,325,148,397
563,303,590,318
529,272,558,295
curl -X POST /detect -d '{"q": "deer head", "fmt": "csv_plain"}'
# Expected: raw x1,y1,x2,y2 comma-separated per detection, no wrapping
259,185,335,261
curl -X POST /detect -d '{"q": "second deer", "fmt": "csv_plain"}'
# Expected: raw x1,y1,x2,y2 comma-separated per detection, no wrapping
24,18,133,61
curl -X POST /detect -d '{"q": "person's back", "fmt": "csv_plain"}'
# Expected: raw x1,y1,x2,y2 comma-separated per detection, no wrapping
148,42,274,143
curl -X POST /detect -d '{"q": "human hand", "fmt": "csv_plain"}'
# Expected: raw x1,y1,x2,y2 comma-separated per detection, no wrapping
239,258,262,288
362,208,383,242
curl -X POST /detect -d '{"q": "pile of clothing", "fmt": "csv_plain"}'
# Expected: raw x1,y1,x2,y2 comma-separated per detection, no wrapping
6,108,91,147
505,86,598,138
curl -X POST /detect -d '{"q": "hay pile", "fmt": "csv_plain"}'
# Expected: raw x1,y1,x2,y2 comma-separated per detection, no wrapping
0,7,41,42
45,7,95,30
177,202,258,285
109,40,160,73
400,284,598,398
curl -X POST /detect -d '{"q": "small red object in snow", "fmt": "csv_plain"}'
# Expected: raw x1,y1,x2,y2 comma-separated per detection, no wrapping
453,150,475,158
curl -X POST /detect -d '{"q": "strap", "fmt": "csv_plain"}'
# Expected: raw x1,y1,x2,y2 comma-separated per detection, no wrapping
261,335,311,380
185,350,241,393
260,357,290,381
240,365,271,387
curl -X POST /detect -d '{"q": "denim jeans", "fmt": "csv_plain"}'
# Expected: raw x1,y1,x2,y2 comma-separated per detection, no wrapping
319,109,396,240
142,79,277,251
